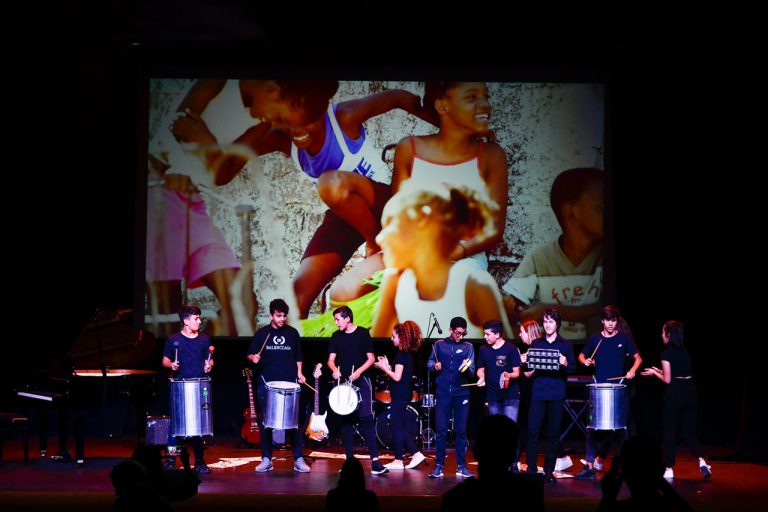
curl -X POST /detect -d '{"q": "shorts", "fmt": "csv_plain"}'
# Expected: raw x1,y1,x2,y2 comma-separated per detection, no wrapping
146,187,240,287
302,179,391,261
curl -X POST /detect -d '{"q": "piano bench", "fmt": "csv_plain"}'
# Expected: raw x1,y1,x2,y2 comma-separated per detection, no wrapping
0,413,30,465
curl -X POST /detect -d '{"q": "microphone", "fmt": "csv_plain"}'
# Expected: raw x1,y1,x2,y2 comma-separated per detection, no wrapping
207,346,215,362
431,313,443,334
173,341,180,363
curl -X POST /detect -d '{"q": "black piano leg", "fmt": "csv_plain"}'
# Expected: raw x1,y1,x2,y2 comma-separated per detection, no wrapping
38,406,48,457
74,417,85,465
52,410,72,462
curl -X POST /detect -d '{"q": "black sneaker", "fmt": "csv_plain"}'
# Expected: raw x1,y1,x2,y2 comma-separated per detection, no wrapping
574,467,596,481
371,461,389,475
700,463,712,480
196,462,211,474
543,472,557,483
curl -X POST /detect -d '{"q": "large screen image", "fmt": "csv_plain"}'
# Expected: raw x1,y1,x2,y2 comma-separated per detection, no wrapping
144,79,605,340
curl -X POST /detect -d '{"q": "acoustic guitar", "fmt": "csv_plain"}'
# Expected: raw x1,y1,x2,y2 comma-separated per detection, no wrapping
241,367,260,444
305,363,329,441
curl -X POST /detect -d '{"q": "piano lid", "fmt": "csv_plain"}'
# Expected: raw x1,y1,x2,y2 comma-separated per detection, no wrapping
68,308,157,370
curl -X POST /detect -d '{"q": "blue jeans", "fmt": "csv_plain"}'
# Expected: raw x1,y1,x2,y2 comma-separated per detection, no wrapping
487,399,520,422
435,394,470,466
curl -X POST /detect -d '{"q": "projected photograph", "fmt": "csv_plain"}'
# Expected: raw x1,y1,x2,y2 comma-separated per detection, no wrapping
144,79,605,340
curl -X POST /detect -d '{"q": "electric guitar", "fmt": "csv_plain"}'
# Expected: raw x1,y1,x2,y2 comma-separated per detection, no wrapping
305,363,329,441
241,368,260,444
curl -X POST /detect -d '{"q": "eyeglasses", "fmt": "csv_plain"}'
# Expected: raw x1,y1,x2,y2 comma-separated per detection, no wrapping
453,330,467,337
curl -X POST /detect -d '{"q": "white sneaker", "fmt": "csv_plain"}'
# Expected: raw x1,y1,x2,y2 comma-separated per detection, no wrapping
384,459,404,470
555,456,573,472
593,458,604,471
405,452,426,469
663,467,674,479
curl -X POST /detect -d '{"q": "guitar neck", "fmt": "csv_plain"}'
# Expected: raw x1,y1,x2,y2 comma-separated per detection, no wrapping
314,376,320,414
247,376,257,417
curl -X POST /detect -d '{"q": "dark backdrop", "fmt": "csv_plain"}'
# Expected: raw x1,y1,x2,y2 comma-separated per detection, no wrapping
5,4,764,458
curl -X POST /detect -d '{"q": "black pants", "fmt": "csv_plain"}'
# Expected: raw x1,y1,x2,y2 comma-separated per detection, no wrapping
527,398,563,474
663,380,701,467
338,376,379,460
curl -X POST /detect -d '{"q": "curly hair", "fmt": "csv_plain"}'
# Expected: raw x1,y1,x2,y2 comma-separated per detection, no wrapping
394,320,422,352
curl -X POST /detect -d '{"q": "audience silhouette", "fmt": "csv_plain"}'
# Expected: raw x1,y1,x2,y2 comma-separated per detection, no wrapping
598,435,693,511
441,414,545,511
325,456,381,512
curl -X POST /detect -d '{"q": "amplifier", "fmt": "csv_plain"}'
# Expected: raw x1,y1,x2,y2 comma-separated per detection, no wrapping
146,416,170,446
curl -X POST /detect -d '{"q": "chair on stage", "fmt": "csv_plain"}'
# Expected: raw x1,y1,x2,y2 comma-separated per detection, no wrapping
0,412,30,464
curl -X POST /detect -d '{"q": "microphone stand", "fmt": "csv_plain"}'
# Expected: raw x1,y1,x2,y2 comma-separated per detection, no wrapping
423,314,439,449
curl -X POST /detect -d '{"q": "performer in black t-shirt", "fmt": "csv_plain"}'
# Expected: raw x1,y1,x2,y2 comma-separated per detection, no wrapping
248,299,310,473
477,319,522,468
575,305,642,480
641,320,711,480
161,305,214,474
374,320,427,470
327,305,388,474
524,308,576,483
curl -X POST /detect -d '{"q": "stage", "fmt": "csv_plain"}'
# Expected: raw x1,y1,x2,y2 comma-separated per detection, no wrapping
1,436,766,511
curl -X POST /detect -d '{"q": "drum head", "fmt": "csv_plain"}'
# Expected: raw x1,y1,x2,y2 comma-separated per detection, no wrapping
329,384,361,416
267,380,300,390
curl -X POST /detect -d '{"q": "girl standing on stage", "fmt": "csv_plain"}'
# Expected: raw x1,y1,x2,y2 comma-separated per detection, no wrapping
374,320,426,470
641,320,712,480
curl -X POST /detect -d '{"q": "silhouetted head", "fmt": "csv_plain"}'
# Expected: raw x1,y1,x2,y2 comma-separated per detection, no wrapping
337,457,366,490
620,435,666,497
472,414,520,475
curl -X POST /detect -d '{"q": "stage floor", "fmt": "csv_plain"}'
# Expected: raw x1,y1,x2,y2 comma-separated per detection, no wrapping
1,436,766,511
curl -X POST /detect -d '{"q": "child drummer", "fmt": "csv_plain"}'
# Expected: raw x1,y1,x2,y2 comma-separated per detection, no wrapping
162,304,214,474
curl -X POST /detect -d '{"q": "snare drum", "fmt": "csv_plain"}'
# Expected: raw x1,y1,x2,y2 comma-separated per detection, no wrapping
170,378,213,437
328,382,361,416
587,383,628,430
264,381,301,430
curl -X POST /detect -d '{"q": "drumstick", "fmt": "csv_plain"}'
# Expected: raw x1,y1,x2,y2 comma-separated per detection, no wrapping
257,333,271,357
606,376,625,381
461,383,480,387
432,343,440,365
301,380,318,393
589,339,602,360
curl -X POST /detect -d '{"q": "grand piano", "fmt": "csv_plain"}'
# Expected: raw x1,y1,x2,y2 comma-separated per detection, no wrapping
15,308,160,465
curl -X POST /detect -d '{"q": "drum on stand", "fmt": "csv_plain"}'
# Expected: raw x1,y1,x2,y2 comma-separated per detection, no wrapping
328,382,361,416
375,404,419,450
587,383,627,430
170,378,213,437
373,375,391,404
264,381,301,430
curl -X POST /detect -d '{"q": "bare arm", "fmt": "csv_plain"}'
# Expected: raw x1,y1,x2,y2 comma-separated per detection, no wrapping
641,360,671,384
335,90,439,136
466,277,508,334
451,142,508,260
327,353,341,380
626,353,642,379
390,137,415,195
371,270,401,337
